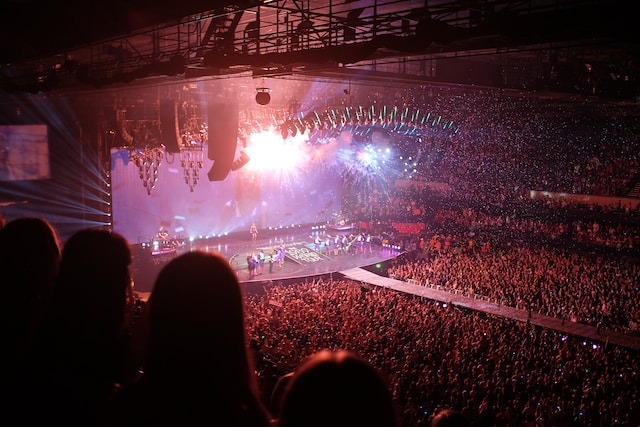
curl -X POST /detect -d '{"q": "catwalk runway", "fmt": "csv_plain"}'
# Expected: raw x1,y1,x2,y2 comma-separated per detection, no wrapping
130,225,403,295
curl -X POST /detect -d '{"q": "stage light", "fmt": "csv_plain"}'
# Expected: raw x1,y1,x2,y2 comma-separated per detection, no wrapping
255,87,270,105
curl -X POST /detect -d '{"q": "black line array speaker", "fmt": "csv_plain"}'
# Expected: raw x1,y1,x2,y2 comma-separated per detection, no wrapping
207,102,238,181
230,150,250,171
159,99,181,154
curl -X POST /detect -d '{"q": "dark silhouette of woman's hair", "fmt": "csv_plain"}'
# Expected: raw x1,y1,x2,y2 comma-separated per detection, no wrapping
107,251,271,427
429,408,471,427
0,217,61,355
28,227,135,425
0,217,61,419
278,349,398,427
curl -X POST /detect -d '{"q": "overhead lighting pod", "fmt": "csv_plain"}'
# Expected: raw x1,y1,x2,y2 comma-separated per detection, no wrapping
255,86,271,105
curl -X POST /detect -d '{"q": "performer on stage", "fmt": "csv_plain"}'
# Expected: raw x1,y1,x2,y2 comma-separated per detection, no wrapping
157,226,169,243
247,253,256,279
250,222,258,242
269,249,276,273
277,241,286,268
357,233,364,254
258,250,265,275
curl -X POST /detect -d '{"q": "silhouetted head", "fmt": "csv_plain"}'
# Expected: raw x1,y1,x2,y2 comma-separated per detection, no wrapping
270,371,294,418
145,251,251,386
27,228,134,427
0,217,61,353
122,251,270,427
278,349,398,427
54,228,132,333
430,408,470,427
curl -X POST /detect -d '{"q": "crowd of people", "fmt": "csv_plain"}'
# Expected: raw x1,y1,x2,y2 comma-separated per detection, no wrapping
338,102,640,337
371,196,640,334
0,218,406,427
2,208,639,426
344,87,640,259
2,86,640,426
387,241,640,333
244,278,640,427
345,167,640,337
404,88,640,202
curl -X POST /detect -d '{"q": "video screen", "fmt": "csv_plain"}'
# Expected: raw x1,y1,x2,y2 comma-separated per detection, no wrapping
0,124,50,181
110,137,343,245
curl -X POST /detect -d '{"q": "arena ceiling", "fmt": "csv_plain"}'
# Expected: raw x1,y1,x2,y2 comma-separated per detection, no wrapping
0,0,638,100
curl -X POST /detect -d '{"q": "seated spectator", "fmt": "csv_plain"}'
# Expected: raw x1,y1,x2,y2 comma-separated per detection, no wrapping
278,349,399,427
29,228,137,426
106,251,271,427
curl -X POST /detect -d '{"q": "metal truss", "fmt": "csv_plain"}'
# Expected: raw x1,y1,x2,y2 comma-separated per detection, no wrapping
0,0,636,95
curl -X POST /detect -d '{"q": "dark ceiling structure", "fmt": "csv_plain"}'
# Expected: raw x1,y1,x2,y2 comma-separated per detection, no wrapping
1,0,638,100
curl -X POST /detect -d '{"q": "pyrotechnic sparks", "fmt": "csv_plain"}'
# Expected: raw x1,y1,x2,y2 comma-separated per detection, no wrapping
243,128,310,173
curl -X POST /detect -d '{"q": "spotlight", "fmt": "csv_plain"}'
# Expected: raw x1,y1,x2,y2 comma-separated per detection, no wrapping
255,87,270,105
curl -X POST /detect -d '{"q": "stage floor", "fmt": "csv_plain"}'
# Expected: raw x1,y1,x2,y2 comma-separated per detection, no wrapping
130,226,402,294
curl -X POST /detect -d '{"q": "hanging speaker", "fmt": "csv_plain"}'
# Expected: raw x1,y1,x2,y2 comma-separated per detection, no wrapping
207,102,238,181
159,99,181,153
207,161,232,182
230,151,250,171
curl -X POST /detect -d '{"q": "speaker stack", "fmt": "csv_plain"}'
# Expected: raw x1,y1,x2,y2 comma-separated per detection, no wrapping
159,99,181,154
207,102,238,181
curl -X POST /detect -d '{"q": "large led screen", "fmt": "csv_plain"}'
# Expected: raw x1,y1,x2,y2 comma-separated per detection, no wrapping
0,124,50,181
110,137,343,244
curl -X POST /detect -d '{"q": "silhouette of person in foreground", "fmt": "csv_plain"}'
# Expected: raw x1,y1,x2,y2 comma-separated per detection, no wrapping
29,228,137,426
0,217,61,418
0,217,61,364
278,349,399,427
429,408,471,427
106,251,271,427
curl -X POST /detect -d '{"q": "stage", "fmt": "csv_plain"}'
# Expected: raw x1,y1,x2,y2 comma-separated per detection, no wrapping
130,224,403,295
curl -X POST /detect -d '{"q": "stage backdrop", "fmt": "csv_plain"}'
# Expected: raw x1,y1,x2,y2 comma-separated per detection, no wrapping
110,146,342,244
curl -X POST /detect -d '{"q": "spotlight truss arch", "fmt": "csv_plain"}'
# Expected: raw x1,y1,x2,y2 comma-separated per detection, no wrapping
281,105,460,143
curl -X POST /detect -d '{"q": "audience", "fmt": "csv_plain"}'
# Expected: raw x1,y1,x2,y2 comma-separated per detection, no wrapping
387,239,640,333
105,251,271,427
244,278,640,427
3,89,639,427
277,349,399,427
